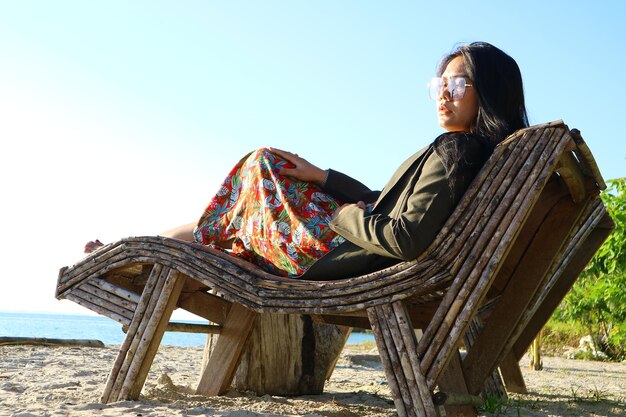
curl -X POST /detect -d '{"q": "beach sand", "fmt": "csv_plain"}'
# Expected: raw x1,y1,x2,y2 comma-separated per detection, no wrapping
1,343,624,416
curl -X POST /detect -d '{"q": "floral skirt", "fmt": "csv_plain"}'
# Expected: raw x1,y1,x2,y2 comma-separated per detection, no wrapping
193,148,345,277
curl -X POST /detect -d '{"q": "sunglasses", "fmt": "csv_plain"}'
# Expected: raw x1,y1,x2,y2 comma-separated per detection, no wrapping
428,76,473,101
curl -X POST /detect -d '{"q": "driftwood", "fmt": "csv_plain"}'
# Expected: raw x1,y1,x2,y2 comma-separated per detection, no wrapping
55,121,613,417
0,337,105,348
215,313,347,395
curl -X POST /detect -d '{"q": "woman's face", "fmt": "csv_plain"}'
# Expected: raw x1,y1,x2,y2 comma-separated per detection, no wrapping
436,56,479,132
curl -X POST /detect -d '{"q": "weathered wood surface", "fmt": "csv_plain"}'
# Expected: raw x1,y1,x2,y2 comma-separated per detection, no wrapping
101,266,185,403
472,198,612,388
201,313,347,396
436,351,479,417
196,303,257,396
368,303,438,417
165,322,221,334
462,183,591,394
54,121,612,415
0,337,105,348
510,202,613,359
498,352,528,394
462,319,507,400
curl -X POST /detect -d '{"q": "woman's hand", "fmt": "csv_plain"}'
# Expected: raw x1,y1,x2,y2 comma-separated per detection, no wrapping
268,147,328,185
333,201,366,219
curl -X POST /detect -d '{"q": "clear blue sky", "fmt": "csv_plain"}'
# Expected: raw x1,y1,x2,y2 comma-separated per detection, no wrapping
1,1,623,315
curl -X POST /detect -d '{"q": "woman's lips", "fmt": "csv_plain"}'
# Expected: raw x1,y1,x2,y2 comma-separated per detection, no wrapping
438,105,451,115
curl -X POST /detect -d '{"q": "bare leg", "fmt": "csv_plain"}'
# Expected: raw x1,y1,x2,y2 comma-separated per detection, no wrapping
160,222,197,242
84,222,234,255
84,223,197,254
161,222,234,249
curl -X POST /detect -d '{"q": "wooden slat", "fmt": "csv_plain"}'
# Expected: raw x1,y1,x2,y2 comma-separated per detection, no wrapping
569,128,606,190
177,290,231,325
314,314,371,329
80,283,138,313
196,303,258,396
109,265,170,401
64,293,132,326
487,179,569,297
92,278,141,304
165,322,221,334
556,151,587,203
367,303,440,417
377,306,422,416
56,242,128,295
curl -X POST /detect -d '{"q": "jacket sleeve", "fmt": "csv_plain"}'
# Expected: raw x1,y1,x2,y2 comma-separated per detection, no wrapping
321,169,381,203
327,151,453,260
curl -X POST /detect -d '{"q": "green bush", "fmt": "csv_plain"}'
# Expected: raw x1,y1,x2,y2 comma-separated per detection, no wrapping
542,319,586,349
555,178,626,360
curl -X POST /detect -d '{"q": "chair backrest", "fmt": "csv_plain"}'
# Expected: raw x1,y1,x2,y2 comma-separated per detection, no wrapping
411,120,611,390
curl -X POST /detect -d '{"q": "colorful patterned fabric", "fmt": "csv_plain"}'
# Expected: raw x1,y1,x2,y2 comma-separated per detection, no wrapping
193,148,346,277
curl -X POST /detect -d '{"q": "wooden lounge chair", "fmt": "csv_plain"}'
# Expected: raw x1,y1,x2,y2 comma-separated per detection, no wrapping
56,120,613,417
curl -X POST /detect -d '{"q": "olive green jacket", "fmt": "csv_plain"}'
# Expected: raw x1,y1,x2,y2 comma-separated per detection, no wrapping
300,144,456,280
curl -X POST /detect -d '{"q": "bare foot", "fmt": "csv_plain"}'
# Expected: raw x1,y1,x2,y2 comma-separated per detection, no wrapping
84,239,104,253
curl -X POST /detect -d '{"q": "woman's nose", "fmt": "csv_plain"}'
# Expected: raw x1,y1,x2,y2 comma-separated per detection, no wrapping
438,83,451,101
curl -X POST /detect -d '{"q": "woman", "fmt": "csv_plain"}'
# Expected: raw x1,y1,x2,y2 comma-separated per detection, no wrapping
86,42,528,281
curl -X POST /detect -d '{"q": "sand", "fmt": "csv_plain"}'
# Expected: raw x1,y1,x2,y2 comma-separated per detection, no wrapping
1,343,624,417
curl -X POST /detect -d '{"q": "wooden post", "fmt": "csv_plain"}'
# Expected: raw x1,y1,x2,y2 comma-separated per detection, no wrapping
437,351,478,417
462,318,508,400
530,331,543,371
497,352,527,394
196,303,257,395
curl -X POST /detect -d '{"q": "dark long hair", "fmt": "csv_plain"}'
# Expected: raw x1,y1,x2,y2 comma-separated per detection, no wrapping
437,42,529,146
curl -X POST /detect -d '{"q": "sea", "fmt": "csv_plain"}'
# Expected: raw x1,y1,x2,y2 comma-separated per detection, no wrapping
0,312,374,347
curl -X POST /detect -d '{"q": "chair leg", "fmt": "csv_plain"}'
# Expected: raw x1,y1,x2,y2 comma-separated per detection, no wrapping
101,265,185,403
437,351,478,417
325,325,352,381
196,303,257,396
463,318,508,399
367,302,439,417
498,352,527,394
